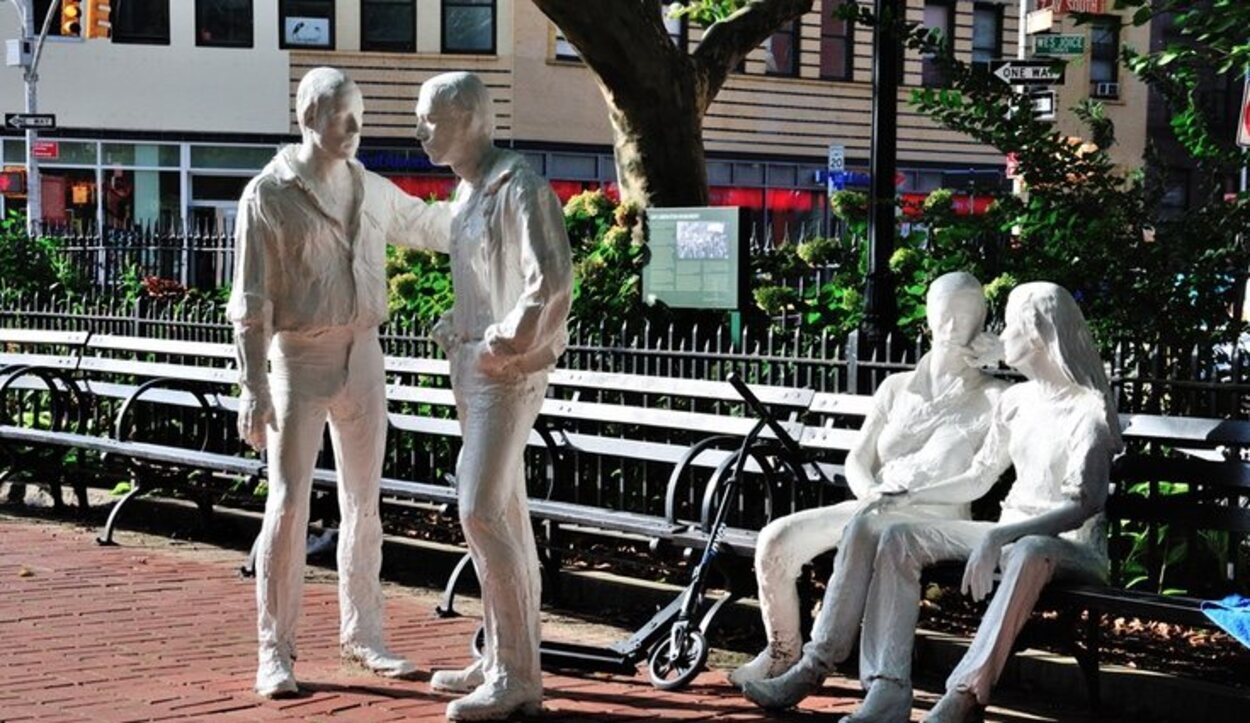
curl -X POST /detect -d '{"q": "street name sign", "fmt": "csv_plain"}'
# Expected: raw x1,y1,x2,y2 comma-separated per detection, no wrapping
5,113,56,130
1034,34,1086,56
990,59,1065,86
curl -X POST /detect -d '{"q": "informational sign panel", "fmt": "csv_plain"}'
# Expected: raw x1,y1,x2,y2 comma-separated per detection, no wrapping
643,206,746,310
32,140,59,160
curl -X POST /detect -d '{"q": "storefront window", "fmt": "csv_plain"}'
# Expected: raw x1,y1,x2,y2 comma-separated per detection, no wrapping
442,0,496,54
41,141,98,166
103,143,180,168
196,0,255,48
191,145,275,170
3,140,25,164
104,169,181,229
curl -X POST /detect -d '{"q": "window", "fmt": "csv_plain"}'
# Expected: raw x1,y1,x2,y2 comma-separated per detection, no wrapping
765,20,799,76
1090,17,1121,98
921,0,954,87
971,3,1002,64
280,1,334,49
361,0,414,52
820,0,853,80
112,0,171,45
557,3,682,62
442,0,496,54
196,0,254,48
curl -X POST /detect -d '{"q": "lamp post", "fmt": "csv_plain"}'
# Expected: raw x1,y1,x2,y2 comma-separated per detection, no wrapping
860,0,901,349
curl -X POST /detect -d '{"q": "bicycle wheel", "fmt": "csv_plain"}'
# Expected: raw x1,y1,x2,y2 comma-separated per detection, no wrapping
647,628,708,691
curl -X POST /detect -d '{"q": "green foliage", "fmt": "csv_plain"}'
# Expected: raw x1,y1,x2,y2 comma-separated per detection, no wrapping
0,211,88,301
386,245,454,325
566,190,648,325
845,3,1250,347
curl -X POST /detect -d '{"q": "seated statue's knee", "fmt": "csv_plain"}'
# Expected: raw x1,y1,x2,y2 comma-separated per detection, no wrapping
875,523,919,571
1003,535,1055,573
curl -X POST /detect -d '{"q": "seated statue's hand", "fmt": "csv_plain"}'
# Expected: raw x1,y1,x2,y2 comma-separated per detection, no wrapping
961,532,1003,602
238,388,275,452
861,489,908,516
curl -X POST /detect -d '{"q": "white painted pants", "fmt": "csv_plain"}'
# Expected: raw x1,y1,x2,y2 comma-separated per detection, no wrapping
755,502,958,663
451,345,547,694
808,516,1104,703
254,326,390,662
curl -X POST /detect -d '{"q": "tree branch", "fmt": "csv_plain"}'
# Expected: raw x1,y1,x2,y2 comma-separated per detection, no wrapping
691,0,814,106
531,0,683,100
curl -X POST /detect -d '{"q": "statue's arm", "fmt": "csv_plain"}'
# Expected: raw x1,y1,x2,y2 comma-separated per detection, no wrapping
480,181,573,365
903,404,1013,507
843,379,894,500
226,192,275,398
388,182,452,254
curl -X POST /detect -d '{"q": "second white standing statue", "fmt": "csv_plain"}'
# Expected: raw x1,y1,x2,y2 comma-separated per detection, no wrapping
744,282,1121,723
414,72,574,722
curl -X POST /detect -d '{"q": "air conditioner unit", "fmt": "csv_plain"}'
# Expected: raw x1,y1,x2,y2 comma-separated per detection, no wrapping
1094,81,1120,98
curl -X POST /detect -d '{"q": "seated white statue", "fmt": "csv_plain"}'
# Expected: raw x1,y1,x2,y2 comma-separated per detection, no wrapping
743,282,1122,723
730,272,1009,687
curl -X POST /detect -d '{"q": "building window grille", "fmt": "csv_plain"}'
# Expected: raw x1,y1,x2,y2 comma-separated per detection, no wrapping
112,0,171,45
971,2,1002,64
921,0,954,87
1090,17,1121,99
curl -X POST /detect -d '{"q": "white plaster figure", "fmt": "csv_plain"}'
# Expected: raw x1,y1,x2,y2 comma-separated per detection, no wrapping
730,272,1008,687
413,72,573,721
228,67,451,699
743,282,1121,723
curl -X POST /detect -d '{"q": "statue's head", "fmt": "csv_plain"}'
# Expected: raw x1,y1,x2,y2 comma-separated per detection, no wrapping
926,271,987,348
296,67,363,160
1003,282,1119,440
414,72,494,167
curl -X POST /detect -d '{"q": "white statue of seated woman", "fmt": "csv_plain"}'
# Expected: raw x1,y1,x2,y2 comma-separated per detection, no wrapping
730,272,1009,687
743,282,1122,723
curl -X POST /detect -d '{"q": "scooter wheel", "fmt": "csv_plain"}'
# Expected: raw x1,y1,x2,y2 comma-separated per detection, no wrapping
647,629,708,691
471,624,486,659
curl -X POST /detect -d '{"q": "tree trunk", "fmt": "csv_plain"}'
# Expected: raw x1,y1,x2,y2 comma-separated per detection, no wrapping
607,67,710,209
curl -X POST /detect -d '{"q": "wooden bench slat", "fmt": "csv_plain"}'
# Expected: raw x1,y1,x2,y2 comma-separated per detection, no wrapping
0,329,90,345
86,334,236,359
78,357,237,384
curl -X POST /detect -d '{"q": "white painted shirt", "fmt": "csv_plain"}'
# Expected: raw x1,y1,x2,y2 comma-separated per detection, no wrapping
227,145,450,393
436,150,573,377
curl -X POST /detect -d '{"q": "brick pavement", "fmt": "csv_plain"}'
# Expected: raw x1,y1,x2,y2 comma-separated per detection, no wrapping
1,515,1111,722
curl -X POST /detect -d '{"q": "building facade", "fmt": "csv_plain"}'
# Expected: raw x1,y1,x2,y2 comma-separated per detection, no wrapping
0,0,1150,240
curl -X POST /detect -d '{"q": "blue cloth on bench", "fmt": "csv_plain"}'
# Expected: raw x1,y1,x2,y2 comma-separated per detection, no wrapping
1201,594,1250,649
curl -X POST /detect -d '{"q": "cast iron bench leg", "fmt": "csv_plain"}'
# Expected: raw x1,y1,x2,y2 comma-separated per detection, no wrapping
435,552,477,618
97,478,143,546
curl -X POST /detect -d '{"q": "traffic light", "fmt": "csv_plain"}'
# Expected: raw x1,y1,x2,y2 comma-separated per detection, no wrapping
85,1,112,40
60,0,83,37
0,169,27,196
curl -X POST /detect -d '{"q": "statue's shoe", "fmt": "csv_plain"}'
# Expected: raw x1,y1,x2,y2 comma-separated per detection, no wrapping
431,659,486,694
727,645,800,688
741,655,827,710
342,643,419,679
838,679,912,723
255,650,298,699
446,681,542,721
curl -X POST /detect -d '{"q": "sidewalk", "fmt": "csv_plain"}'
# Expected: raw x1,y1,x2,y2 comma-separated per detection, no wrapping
2,513,1127,722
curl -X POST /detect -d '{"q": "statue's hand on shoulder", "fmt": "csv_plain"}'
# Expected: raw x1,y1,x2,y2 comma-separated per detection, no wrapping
238,389,276,451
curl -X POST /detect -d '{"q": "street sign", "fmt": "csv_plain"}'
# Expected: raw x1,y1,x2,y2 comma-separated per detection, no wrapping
1038,0,1106,14
827,144,845,173
5,113,56,130
1030,90,1057,121
1034,34,1086,56
1239,75,1250,148
990,59,1065,86
32,140,59,160
1026,9,1053,35
1005,152,1019,180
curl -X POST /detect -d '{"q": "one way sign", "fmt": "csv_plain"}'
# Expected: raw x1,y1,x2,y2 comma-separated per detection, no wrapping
990,59,1065,86
5,113,56,130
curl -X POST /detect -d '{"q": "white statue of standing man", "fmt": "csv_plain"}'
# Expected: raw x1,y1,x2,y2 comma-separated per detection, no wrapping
228,67,451,698
414,72,573,721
